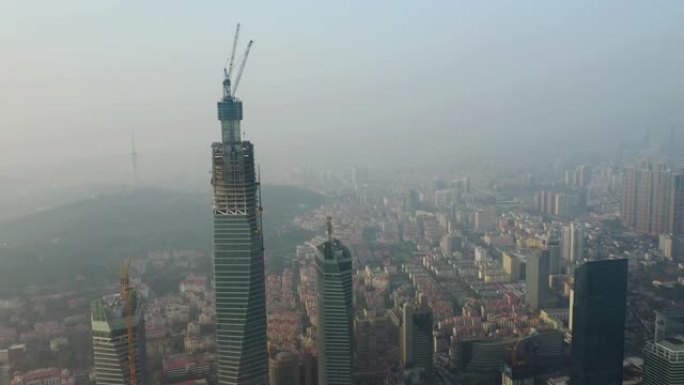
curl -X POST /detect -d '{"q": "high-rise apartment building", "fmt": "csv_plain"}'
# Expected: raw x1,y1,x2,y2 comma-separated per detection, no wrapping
212,59,267,384
565,165,592,188
526,251,550,311
91,293,146,385
401,295,434,374
561,223,584,263
570,259,628,385
622,161,684,236
315,237,353,385
536,189,583,217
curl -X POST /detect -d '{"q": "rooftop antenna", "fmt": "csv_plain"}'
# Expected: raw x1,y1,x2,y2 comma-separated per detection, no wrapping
327,216,333,242
130,130,138,186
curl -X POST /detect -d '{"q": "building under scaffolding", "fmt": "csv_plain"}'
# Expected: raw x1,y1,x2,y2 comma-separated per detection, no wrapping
211,25,266,385
91,293,146,385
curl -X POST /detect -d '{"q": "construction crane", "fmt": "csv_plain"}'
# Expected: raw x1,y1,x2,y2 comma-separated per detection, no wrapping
223,23,254,99
231,40,253,98
226,23,241,80
120,259,137,385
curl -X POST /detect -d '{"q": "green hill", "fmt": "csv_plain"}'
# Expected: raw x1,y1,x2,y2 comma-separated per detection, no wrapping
0,185,323,293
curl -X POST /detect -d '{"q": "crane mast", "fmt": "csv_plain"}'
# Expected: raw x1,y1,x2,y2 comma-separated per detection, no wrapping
121,259,137,385
223,23,254,100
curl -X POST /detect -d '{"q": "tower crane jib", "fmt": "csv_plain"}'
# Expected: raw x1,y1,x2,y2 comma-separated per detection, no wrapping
232,40,254,98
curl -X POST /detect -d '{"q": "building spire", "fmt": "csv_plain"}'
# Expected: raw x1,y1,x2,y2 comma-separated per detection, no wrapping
327,216,333,242
130,129,138,186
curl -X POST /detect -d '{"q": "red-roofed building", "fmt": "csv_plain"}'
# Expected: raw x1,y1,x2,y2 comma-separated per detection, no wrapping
10,368,74,385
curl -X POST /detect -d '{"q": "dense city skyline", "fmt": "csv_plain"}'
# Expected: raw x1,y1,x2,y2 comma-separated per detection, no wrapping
4,3,684,385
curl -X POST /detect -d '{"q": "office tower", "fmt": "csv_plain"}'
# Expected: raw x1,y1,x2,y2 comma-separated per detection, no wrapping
354,309,390,384
570,259,628,385
355,309,389,371
643,309,684,384
546,231,561,275
643,336,684,385
671,172,684,236
315,234,353,385
622,161,684,236
503,252,525,282
561,223,584,262
300,351,318,385
526,251,549,311
401,295,434,374
91,293,146,385
268,351,300,385
212,40,267,385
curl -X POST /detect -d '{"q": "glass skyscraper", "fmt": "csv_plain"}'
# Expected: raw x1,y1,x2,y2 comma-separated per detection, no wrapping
212,73,267,385
570,259,628,385
315,237,353,385
526,250,550,311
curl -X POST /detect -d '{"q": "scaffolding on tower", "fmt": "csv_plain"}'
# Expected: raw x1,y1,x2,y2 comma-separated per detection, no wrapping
121,259,137,385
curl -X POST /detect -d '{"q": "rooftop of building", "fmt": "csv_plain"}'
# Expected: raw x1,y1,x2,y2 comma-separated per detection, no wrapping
91,292,143,329
658,336,684,352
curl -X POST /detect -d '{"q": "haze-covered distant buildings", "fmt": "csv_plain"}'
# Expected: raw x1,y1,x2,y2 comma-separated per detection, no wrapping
622,160,684,236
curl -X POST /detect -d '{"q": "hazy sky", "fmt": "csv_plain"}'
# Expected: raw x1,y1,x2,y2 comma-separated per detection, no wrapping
1,1,683,184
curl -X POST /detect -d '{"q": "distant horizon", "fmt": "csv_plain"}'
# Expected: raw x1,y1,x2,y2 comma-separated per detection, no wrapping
3,1,684,187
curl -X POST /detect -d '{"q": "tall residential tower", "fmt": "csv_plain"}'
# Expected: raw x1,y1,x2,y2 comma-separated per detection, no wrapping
622,161,684,236
212,31,267,385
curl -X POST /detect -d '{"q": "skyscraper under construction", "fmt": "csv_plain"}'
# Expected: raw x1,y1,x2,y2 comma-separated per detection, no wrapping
316,220,354,385
91,293,146,385
211,27,266,385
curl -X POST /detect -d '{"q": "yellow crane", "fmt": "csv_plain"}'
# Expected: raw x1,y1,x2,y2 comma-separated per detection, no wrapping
121,259,137,385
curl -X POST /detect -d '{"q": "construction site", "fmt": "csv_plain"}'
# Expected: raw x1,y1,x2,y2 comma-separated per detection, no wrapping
90,261,146,385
